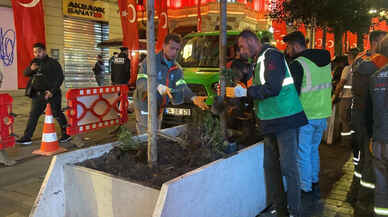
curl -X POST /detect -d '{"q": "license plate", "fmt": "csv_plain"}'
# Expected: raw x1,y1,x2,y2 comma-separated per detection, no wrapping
165,108,191,116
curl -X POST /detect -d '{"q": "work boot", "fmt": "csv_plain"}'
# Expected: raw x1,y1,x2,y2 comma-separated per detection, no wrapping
16,137,32,145
256,205,289,217
59,134,72,143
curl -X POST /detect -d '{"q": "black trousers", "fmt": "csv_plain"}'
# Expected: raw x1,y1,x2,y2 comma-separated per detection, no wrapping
24,92,67,139
373,142,388,217
352,110,375,207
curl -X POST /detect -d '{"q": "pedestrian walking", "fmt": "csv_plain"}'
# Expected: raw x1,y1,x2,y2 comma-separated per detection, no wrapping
133,34,208,135
333,48,359,146
93,54,105,86
111,47,131,85
16,43,71,145
283,31,332,207
227,30,308,217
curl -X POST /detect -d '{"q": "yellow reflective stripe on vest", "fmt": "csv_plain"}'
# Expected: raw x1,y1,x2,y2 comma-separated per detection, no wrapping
375,207,388,216
176,79,186,86
258,49,294,87
137,74,148,80
297,58,331,93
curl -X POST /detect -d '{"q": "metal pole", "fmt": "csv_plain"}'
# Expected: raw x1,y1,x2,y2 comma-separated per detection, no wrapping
219,0,227,140
146,0,158,167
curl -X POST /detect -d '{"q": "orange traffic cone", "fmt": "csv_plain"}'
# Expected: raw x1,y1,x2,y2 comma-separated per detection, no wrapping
32,104,66,156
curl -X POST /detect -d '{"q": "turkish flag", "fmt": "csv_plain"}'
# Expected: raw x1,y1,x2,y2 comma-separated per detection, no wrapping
118,0,139,85
155,0,168,53
315,28,334,58
12,0,46,89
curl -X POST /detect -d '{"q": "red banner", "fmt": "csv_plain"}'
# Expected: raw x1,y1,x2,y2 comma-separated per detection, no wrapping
12,0,46,89
118,0,139,85
197,0,202,32
343,31,358,53
315,28,335,58
118,0,139,51
156,0,168,53
298,24,307,37
272,20,287,50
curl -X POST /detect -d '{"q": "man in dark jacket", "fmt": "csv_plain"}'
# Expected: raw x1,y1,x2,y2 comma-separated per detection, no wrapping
93,54,105,86
350,31,387,215
228,30,308,217
16,43,70,145
284,31,332,208
369,35,388,217
111,47,131,85
133,34,208,134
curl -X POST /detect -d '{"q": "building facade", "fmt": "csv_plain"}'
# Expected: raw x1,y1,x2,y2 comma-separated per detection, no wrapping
0,0,269,89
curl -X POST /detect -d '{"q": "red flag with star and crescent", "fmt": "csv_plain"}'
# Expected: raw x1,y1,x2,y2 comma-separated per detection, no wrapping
155,0,168,53
118,0,139,85
12,0,46,88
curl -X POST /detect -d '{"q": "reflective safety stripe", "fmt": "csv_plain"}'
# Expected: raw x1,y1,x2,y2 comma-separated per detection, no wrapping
42,133,58,143
258,49,294,87
45,115,54,124
354,171,362,178
297,58,331,93
360,180,376,189
301,82,332,93
354,162,358,165
353,157,360,162
137,74,148,80
176,79,186,86
341,131,354,136
283,77,294,86
140,111,148,115
375,207,388,216
344,85,352,89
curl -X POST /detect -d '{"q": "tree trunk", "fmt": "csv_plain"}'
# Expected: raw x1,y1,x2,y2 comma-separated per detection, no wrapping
322,28,327,49
146,0,158,167
357,31,365,51
334,28,344,56
219,0,227,141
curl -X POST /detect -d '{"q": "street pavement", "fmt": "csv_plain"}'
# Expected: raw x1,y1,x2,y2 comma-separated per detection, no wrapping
0,90,362,217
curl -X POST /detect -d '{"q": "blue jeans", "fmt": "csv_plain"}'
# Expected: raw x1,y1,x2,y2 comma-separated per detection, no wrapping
264,128,301,216
297,118,327,192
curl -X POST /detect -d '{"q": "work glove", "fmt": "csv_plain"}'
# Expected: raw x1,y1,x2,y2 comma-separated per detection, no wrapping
157,84,169,95
226,85,247,98
191,96,209,110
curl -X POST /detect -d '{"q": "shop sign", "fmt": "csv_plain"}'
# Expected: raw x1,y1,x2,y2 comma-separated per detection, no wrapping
63,0,109,21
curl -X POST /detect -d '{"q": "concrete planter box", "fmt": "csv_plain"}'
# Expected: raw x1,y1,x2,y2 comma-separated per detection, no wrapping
30,125,266,217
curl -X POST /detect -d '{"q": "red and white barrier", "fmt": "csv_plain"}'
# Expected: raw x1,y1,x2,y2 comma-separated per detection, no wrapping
66,85,129,135
0,94,15,150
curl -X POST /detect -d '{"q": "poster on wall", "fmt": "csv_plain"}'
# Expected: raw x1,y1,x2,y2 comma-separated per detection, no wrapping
0,7,18,90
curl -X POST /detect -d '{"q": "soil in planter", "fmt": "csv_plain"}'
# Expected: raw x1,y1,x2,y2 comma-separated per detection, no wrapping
79,109,262,189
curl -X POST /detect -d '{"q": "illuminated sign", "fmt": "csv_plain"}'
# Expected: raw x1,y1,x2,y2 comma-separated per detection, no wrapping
63,0,108,21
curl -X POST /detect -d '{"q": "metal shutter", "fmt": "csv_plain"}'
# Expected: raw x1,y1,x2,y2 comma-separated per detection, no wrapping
63,17,109,88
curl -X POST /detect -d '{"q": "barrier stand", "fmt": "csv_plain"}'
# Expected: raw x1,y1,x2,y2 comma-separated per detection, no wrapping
66,85,129,147
0,94,16,166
